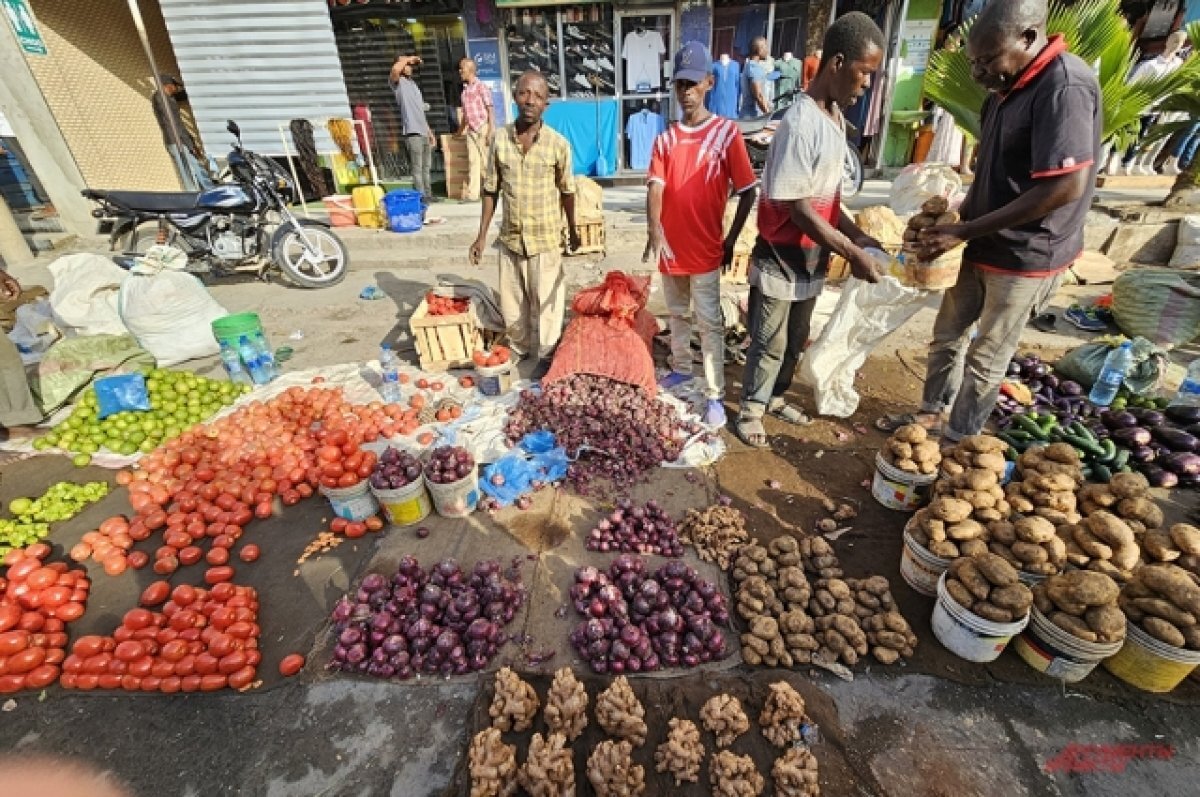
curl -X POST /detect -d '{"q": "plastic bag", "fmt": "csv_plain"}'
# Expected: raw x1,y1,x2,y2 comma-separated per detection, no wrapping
34,334,155,414
1112,268,1200,348
8,299,60,365
1054,336,1168,395
800,276,933,418
118,246,228,366
48,252,130,337
479,431,569,507
1168,215,1200,270
888,163,964,218
94,373,151,419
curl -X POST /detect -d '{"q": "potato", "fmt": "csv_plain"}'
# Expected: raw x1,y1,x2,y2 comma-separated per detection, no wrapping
1051,612,1099,642
1078,484,1118,510
1060,570,1119,607
989,542,1023,569
960,435,1006,454
889,439,914,459
1084,605,1126,640
1044,535,1068,567
950,559,993,601
1011,541,1049,565
1138,565,1200,617
1131,598,1196,628
908,213,939,231
1042,443,1082,465
893,424,928,444
1073,527,1113,560
990,584,1033,614
930,540,960,558
931,497,974,523
1014,516,1057,545
960,538,990,558
975,508,1003,523
963,469,999,491
972,601,1014,623
972,552,1018,587
1110,542,1141,574
936,211,960,225
1033,584,1053,614
1030,472,1076,493
1107,471,1149,499
972,452,1007,473
1170,523,1200,556
1116,497,1163,530
941,459,965,477
922,195,950,214
963,490,998,511
945,578,975,608
1143,531,1182,563
947,519,987,542
913,440,941,464
989,521,1017,546
1142,617,1186,648
1088,559,1127,581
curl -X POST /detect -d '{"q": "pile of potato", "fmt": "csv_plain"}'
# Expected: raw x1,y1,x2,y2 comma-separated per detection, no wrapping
1060,511,1141,582
908,435,1012,557
881,423,941,475
901,196,959,261
943,553,1034,624
1119,563,1200,650
1078,472,1162,533
1032,570,1125,644
1169,523,1200,575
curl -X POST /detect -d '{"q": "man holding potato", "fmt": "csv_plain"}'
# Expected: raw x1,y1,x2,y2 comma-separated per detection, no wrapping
877,0,1099,441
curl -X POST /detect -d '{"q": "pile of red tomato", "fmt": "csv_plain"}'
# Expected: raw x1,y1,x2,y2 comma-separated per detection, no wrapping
471,346,512,368
0,544,90,693
61,582,260,693
425,292,471,316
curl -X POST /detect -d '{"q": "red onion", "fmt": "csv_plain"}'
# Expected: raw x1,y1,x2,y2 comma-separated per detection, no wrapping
425,446,475,485
373,447,424,490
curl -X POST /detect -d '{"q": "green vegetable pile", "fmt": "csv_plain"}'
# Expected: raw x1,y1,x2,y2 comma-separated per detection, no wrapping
0,481,111,558
33,369,249,463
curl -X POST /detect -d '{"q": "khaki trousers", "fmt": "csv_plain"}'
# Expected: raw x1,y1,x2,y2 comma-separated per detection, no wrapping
0,333,40,428
498,244,565,360
464,127,488,201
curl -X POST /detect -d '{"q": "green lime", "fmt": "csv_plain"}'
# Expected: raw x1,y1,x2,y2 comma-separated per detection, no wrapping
72,453,92,468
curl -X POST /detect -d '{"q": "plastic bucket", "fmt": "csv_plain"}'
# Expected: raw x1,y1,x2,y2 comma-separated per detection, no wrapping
321,480,379,522
425,469,479,518
931,572,1030,663
384,189,423,233
211,312,264,350
900,529,951,597
371,479,431,527
474,362,515,397
1014,607,1124,683
1102,621,1200,693
323,195,357,227
872,453,937,511
353,185,386,228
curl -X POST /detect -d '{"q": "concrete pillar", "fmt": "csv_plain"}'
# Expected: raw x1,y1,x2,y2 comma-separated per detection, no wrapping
0,17,94,236
0,195,33,267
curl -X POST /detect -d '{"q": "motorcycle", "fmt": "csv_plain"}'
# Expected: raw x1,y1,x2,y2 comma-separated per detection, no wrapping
737,92,865,198
83,120,348,288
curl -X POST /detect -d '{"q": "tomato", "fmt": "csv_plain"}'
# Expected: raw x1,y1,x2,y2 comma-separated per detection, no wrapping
127,550,151,570
0,674,27,693
210,582,236,602
227,665,256,690
7,646,46,674
122,608,155,631
114,641,146,662
336,472,360,489
364,516,384,532
140,581,171,607
178,546,204,566
160,676,182,693
254,501,273,520
218,650,247,674
180,674,202,692
205,566,235,585
194,653,219,675
278,653,305,677
153,557,180,576
0,604,20,633
345,522,367,539
0,631,30,656
140,676,162,692
7,559,39,582
206,547,230,566
127,656,154,678
200,673,228,691
39,585,72,609
329,518,349,534
235,545,260,564
17,611,44,632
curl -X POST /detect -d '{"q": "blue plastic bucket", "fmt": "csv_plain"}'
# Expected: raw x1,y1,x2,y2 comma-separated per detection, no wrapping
384,189,423,233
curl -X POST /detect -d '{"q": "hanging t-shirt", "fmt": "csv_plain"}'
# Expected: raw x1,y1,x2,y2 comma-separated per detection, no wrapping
647,114,757,275
739,59,769,118
622,30,665,92
707,60,741,119
776,58,801,101
626,109,666,170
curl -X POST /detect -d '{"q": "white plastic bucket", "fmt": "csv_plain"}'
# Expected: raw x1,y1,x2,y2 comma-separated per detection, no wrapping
900,529,951,597
1103,621,1200,693
321,480,379,521
872,453,937,511
474,362,514,397
425,468,479,518
931,572,1030,663
371,479,431,527
1014,607,1124,683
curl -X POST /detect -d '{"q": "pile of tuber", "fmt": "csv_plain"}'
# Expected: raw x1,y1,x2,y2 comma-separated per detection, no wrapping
678,503,750,569
1059,511,1141,582
543,667,588,741
654,717,705,786
595,676,648,746
759,681,809,748
489,666,539,733
467,728,518,797
518,732,574,797
1032,570,1125,644
882,423,941,475
699,693,750,747
710,750,764,797
586,740,645,797
772,747,821,797
944,553,1034,624
1119,563,1200,650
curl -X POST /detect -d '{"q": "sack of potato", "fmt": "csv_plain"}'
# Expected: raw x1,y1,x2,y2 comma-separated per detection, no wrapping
1031,570,1126,645
1118,563,1200,651
900,196,966,289
882,424,941,475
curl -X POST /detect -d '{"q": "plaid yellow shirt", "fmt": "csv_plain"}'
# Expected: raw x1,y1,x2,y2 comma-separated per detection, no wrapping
484,121,576,256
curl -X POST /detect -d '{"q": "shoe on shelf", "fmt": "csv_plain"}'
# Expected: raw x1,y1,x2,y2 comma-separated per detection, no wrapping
547,75,561,92
582,58,600,71
596,56,615,71
573,73,592,89
1064,305,1109,332
528,42,547,58
659,371,693,390
704,400,727,427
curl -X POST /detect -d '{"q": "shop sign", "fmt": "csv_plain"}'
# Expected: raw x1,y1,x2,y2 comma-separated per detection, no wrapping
495,0,603,6
469,38,502,81
2,0,47,56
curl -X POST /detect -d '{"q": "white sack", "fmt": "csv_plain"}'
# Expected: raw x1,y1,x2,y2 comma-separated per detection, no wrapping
48,253,130,336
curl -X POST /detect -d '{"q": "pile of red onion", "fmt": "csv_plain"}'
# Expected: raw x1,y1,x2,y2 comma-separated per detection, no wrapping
425,446,474,485
504,375,702,494
567,555,729,674
328,555,525,679
586,498,683,557
370,447,423,490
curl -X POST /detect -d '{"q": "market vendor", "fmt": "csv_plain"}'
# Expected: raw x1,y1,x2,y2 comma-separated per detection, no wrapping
468,70,580,379
0,270,42,441
877,0,1100,442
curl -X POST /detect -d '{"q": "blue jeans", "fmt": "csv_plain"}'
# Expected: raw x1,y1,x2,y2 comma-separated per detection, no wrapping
1173,121,1200,165
167,144,214,190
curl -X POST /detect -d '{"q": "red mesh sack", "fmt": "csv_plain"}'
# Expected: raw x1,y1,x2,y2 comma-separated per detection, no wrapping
570,271,651,328
544,310,659,396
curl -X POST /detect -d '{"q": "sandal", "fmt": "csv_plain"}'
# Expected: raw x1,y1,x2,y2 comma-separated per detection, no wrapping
768,401,812,426
734,416,770,449
875,412,942,434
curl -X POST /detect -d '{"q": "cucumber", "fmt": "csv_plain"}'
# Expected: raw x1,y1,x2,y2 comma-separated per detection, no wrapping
1013,414,1050,440
1091,463,1113,483
1058,433,1105,459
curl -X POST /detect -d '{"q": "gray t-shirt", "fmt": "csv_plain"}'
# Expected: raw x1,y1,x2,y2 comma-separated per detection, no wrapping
392,77,430,137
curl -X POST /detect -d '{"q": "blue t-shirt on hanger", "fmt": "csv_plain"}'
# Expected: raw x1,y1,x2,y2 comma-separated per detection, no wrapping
626,108,665,170
708,60,741,119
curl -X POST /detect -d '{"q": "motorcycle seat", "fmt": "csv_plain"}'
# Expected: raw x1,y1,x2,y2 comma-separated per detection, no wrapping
735,116,775,136
83,189,201,213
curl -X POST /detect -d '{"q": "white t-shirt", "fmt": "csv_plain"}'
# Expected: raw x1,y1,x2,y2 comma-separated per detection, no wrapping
622,30,665,92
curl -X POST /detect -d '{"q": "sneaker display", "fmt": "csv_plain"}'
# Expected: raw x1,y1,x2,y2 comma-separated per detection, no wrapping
528,41,547,59
596,56,615,72
595,75,614,92
582,58,600,71
594,41,613,55
573,73,593,90
565,24,587,41
547,74,561,92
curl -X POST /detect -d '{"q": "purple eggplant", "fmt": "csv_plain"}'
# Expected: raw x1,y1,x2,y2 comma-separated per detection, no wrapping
1111,427,1152,447
1103,411,1139,430
1152,427,1199,453
1059,380,1083,397
1138,464,1179,488
1163,452,1200,476
1165,405,1200,425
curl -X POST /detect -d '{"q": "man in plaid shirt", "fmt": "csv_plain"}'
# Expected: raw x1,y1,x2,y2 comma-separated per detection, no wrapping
456,57,494,201
470,71,580,377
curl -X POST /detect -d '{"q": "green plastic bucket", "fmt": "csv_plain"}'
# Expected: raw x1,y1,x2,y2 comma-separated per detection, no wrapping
211,313,263,349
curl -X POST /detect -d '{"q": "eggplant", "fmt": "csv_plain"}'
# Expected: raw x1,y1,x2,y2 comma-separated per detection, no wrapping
1111,427,1152,447
1165,405,1200,425
1139,464,1179,488
1059,380,1083,397
1043,374,1061,390
1007,361,1023,377
1136,409,1166,427
1163,452,1200,476
1130,445,1156,463
1152,426,1199,453
1102,411,1139,430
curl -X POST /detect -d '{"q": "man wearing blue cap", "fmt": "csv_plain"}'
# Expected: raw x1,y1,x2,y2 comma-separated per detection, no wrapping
646,42,758,428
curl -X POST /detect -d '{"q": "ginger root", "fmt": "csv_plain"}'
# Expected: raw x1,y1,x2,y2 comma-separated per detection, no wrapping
772,747,821,797
700,693,750,747
595,676,647,747
710,750,764,797
653,717,705,786
587,739,645,797
517,732,574,797
489,667,539,733
543,667,588,741
760,681,809,748
468,728,518,797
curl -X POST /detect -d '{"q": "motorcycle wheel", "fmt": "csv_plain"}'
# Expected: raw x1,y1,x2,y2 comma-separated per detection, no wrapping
270,220,348,288
843,145,864,198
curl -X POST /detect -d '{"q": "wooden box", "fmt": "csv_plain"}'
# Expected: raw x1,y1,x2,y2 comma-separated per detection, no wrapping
567,218,605,255
409,298,485,371
440,134,471,201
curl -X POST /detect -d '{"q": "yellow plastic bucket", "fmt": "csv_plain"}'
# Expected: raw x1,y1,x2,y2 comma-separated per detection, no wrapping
371,479,431,527
1103,621,1200,693
352,185,386,229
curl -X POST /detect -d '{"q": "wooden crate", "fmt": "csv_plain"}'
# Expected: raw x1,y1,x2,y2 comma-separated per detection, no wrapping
721,250,751,284
409,298,485,371
567,218,605,255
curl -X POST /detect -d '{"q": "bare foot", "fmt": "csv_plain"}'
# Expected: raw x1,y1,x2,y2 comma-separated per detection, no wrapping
0,425,39,442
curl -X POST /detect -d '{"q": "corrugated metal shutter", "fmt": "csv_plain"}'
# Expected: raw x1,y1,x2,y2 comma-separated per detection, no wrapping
159,0,351,156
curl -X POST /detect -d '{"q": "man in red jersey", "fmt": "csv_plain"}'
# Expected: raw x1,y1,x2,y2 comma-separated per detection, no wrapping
647,42,758,428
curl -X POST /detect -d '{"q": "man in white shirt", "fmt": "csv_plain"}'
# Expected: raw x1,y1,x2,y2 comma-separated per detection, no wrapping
1110,30,1188,175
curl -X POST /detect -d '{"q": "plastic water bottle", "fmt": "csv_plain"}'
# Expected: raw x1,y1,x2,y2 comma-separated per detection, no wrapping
1089,342,1134,407
219,342,252,385
379,344,402,404
252,331,277,381
238,335,271,385
1170,358,1200,408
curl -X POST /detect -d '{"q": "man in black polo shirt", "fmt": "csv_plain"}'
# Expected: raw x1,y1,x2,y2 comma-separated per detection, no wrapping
878,0,1099,442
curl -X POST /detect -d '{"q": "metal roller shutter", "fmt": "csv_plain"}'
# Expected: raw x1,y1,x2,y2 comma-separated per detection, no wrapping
159,0,351,156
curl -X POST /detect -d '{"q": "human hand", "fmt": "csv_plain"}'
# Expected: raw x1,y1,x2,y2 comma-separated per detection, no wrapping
468,236,486,266
919,223,969,260
847,248,881,284
0,272,20,301
721,237,737,273
644,228,664,263
568,227,582,253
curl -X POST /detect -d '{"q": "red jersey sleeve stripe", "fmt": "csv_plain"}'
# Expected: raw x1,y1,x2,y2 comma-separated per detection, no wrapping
1030,159,1093,178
